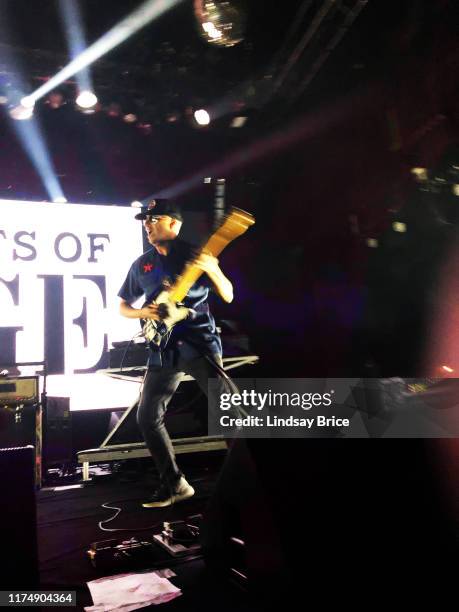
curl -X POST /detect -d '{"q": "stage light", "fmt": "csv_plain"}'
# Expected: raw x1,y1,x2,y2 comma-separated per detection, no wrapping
442,365,454,373
203,177,212,183
230,116,248,128
76,90,98,109
166,112,180,123
53,196,68,203
20,95,35,109
411,167,428,182
194,109,210,126
366,238,378,248
21,0,183,106
123,113,137,123
202,21,222,40
194,0,247,47
130,200,143,207
393,222,407,233
0,95,9,105
9,104,34,120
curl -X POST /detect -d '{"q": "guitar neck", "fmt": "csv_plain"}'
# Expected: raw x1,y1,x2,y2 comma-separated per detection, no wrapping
169,208,254,303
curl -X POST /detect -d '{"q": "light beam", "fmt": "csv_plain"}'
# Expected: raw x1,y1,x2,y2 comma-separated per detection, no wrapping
59,0,93,98
12,117,67,202
22,0,184,105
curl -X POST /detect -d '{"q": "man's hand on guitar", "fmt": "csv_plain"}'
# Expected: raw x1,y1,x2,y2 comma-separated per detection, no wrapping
139,304,162,320
193,252,220,275
193,252,234,303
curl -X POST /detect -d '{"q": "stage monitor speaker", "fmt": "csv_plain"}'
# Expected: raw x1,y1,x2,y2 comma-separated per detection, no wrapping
43,397,72,466
0,445,39,589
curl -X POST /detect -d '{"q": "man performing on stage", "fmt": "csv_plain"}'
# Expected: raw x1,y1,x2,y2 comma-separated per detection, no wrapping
118,199,234,508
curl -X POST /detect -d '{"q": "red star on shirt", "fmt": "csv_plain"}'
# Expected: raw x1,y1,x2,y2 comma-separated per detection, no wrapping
143,263,153,273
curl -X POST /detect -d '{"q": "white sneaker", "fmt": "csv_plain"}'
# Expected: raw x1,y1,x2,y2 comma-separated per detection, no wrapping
142,477,195,508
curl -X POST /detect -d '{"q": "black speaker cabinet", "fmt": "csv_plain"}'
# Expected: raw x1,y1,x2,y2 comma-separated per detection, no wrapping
43,397,72,467
0,403,37,448
0,445,39,589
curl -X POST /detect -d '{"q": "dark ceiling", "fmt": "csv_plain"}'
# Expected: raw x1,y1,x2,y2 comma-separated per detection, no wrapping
0,0,311,124
0,0,424,127
0,1,458,376
0,0,457,206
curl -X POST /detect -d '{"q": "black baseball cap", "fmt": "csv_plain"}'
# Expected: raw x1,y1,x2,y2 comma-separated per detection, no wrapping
134,199,183,221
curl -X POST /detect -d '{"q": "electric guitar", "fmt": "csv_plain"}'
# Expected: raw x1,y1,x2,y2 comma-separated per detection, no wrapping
141,207,255,346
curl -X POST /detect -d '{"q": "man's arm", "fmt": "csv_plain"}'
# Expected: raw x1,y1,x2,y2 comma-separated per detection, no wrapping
194,253,234,303
119,299,161,320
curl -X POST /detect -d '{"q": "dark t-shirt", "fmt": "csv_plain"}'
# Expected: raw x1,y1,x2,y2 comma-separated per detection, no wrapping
118,239,222,366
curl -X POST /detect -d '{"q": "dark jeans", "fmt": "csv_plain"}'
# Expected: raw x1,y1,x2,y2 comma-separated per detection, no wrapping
137,354,233,487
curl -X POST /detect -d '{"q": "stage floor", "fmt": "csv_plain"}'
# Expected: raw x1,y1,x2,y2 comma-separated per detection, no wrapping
37,453,254,611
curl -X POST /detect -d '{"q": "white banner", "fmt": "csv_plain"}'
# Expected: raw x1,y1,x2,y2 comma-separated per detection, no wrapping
0,199,144,409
